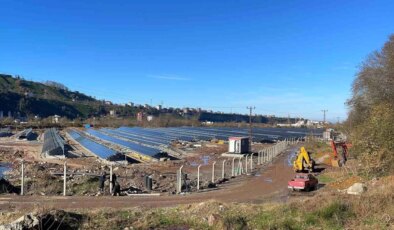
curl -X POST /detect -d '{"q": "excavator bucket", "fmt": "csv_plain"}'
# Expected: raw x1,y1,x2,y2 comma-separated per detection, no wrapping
331,159,340,167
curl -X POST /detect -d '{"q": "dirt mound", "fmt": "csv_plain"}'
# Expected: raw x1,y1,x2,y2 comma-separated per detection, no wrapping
328,176,363,190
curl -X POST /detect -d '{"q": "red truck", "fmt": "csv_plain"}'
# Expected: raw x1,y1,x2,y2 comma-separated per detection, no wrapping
288,173,319,191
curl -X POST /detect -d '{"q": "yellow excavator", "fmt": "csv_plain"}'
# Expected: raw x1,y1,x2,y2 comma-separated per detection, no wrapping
293,147,315,172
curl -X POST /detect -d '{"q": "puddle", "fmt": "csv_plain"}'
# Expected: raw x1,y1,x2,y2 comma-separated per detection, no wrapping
0,163,12,179
265,178,273,183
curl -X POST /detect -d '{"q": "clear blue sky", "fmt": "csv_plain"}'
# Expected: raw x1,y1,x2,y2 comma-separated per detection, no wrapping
1,0,393,121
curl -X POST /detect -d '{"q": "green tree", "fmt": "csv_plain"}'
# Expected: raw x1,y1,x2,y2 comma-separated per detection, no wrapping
347,35,394,176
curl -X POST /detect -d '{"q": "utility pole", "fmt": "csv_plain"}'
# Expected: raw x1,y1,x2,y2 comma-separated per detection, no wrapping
321,110,328,124
247,106,256,152
337,117,340,124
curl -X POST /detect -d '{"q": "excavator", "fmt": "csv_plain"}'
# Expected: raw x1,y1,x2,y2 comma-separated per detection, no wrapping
293,147,315,172
330,140,348,167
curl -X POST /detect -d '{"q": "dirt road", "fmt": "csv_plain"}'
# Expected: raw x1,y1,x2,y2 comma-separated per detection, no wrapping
0,148,296,211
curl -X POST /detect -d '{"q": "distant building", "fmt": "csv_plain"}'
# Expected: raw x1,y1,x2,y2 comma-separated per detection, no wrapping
137,112,144,122
105,101,112,105
228,137,250,154
109,110,117,117
127,102,134,107
24,91,34,98
52,115,61,124
147,115,154,122
156,105,162,110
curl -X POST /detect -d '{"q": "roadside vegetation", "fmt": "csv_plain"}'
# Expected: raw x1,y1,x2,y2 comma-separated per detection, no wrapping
346,34,394,177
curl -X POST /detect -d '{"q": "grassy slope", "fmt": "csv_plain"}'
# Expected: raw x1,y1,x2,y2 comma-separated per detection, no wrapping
0,74,101,118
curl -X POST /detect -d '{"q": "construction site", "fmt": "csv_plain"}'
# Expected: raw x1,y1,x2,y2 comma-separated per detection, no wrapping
2,125,384,229
0,126,323,198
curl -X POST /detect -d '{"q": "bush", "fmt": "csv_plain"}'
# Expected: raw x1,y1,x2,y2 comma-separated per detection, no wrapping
347,35,394,177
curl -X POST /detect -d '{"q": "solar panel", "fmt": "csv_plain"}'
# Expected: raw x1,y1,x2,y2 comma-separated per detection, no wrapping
42,128,64,157
67,130,118,160
102,128,169,146
85,129,162,157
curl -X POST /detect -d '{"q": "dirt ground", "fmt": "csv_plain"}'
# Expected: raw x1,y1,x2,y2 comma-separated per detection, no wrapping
0,146,297,212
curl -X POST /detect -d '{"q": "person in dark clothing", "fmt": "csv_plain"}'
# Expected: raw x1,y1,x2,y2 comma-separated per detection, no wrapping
113,181,121,196
99,172,106,194
111,173,117,190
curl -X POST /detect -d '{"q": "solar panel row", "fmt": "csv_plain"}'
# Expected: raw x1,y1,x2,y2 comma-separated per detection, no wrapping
110,126,322,146
67,130,118,160
71,127,322,160
85,129,163,157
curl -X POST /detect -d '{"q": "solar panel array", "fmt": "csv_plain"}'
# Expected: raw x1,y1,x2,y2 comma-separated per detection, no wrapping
70,127,322,161
112,126,322,143
67,129,118,160
0,128,11,137
42,128,65,157
85,129,163,157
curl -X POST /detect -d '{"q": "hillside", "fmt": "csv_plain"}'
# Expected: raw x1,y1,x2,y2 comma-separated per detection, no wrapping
0,74,115,119
0,74,302,125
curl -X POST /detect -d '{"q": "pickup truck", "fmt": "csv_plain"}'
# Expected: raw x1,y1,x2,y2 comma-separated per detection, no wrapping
288,173,318,191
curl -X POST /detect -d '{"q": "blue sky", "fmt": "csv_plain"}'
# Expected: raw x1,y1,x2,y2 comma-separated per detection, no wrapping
1,0,393,121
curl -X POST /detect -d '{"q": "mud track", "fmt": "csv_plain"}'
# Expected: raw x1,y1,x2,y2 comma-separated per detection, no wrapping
0,148,297,211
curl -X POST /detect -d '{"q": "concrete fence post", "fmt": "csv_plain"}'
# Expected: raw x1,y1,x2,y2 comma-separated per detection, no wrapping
238,158,243,175
110,164,113,194
250,153,254,170
197,164,202,191
21,160,24,196
245,155,249,173
178,165,184,193
212,162,216,183
232,158,236,177
222,160,227,179
63,161,67,196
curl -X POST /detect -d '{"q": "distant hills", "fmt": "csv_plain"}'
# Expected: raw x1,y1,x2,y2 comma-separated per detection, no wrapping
0,74,123,119
0,74,299,125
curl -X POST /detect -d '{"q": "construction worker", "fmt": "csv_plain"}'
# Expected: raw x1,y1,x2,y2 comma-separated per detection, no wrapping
113,181,121,196
110,173,117,195
99,171,106,194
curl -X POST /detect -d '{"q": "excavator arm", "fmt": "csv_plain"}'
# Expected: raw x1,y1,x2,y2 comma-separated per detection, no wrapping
293,147,314,172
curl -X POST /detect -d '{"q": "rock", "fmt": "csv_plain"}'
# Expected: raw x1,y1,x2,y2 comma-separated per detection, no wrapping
208,214,223,227
347,183,367,195
0,214,40,230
